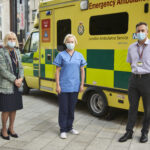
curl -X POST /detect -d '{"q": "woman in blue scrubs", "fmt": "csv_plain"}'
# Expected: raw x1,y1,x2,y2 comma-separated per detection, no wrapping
53,34,87,139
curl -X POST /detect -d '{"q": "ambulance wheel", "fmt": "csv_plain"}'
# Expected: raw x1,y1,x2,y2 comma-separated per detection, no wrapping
87,91,108,117
22,80,29,94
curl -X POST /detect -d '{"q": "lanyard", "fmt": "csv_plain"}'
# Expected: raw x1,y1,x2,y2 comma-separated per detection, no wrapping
8,49,18,66
137,44,146,59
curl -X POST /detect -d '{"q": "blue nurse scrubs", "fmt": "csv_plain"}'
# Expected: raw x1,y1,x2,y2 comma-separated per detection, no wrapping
53,50,87,132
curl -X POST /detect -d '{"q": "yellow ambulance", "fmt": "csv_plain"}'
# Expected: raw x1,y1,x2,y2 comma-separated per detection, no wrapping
22,0,149,117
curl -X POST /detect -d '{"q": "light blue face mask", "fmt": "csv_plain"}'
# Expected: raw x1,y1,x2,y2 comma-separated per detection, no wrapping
66,43,75,51
7,41,16,48
137,32,146,41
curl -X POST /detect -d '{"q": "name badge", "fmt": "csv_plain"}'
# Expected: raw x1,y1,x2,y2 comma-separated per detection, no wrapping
137,61,143,67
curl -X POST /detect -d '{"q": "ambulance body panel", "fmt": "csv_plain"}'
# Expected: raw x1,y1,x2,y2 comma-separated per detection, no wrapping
22,0,149,116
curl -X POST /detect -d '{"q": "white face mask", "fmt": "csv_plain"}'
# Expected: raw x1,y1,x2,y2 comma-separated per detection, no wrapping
66,43,75,51
7,41,16,48
137,32,146,41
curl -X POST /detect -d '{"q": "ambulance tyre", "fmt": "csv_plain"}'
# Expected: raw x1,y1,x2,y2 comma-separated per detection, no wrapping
22,80,29,94
87,91,108,117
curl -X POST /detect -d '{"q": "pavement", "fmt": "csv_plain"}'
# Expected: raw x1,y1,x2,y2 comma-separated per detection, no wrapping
0,90,150,150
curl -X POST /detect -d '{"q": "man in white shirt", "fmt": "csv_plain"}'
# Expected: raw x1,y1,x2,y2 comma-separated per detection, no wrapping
119,22,150,143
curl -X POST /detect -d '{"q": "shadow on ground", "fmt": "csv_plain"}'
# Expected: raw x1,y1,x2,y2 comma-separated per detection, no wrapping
24,89,143,124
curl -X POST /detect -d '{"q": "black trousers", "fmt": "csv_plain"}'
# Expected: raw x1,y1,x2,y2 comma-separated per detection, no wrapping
58,92,78,133
126,74,150,134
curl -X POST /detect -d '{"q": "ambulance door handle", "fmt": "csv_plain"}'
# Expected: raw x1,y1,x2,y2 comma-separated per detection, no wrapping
47,54,51,61
33,57,39,61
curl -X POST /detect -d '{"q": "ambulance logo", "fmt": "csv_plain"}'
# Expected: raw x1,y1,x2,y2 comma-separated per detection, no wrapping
133,33,137,39
78,22,84,35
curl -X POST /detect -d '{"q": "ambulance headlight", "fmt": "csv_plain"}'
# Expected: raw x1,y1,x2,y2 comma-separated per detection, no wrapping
80,0,88,10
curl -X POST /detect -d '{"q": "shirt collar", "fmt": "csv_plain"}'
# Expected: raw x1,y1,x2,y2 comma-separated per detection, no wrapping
145,38,150,44
65,50,75,57
136,38,150,47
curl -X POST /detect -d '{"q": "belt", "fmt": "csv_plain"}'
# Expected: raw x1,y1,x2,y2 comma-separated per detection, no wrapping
132,73,150,78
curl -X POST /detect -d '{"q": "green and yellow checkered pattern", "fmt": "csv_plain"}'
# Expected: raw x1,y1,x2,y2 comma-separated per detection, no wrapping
27,48,131,90
78,49,131,90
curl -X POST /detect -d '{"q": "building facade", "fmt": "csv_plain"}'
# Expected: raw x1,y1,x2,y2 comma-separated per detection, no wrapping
28,0,40,31
0,0,39,44
0,0,29,47
0,0,10,42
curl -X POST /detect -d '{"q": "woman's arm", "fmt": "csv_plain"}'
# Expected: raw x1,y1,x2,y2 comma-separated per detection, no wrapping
56,66,61,94
80,66,85,92
0,50,16,83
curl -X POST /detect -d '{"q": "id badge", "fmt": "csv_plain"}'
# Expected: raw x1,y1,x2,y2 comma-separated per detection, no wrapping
137,61,143,67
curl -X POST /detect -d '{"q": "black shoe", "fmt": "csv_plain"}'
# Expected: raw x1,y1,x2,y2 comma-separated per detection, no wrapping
119,131,133,142
7,129,18,138
1,132,10,140
140,133,148,143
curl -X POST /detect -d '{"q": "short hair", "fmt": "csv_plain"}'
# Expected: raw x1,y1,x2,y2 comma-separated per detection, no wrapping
136,22,148,31
63,34,78,44
3,31,19,48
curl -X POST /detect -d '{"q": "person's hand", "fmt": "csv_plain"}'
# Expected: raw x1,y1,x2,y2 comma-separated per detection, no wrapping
80,85,84,92
56,85,61,94
15,78,22,88
15,79,21,87
15,79,20,87
17,78,23,84
17,78,23,88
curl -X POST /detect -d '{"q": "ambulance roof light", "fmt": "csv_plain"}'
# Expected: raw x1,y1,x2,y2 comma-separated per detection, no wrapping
80,0,88,10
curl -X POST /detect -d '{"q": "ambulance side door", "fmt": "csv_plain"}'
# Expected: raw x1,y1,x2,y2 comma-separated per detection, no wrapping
39,10,55,92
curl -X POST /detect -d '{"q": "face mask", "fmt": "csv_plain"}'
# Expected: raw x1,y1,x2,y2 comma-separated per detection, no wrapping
66,43,75,51
7,41,16,48
137,32,146,41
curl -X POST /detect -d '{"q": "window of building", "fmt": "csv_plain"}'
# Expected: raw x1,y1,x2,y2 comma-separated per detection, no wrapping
89,12,128,35
32,9,37,22
57,19,71,51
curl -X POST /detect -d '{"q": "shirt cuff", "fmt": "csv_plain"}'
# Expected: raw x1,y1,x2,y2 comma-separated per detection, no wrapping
81,62,87,67
53,62,61,67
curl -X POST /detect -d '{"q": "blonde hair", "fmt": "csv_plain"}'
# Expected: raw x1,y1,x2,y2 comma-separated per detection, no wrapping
63,34,78,44
3,31,19,48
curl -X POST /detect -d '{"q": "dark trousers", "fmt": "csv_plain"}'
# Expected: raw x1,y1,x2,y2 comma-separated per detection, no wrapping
126,74,150,134
58,92,78,133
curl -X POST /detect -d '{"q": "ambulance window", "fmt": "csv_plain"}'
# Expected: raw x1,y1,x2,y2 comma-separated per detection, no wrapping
24,36,31,53
90,12,128,35
57,19,71,51
30,32,39,52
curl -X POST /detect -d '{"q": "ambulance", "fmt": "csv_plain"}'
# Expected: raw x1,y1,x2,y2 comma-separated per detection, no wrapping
22,0,149,117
